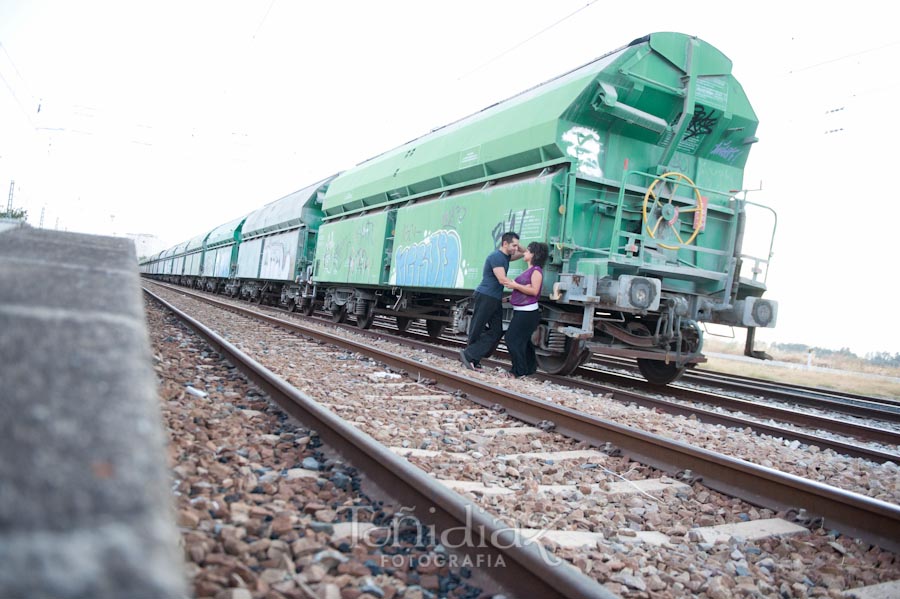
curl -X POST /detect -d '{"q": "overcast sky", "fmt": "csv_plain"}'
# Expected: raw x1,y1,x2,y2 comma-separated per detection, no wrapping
1,0,898,356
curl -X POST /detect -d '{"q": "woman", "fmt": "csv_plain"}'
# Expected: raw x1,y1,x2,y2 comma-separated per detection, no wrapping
502,241,548,378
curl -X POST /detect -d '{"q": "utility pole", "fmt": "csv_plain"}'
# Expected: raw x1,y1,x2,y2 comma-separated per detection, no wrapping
7,180,13,213
39,205,45,228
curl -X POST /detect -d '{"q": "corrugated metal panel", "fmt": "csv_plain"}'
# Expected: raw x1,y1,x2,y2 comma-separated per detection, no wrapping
170,241,191,259
169,241,191,276
184,232,207,253
242,176,333,240
207,215,247,248
321,50,622,215
258,229,300,281
212,247,233,278
185,252,202,276
315,212,391,286
237,238,263,278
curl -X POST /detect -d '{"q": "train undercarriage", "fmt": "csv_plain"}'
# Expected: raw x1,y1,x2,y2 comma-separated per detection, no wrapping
309,284,710,385
155,275,768,386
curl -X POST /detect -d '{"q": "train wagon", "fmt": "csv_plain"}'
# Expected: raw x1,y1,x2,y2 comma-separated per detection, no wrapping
177,232,207,288
161,244,182,279
310,32,778,384
232,177,333,309
202,215,247,294
140,251,159,275
168,240,188,282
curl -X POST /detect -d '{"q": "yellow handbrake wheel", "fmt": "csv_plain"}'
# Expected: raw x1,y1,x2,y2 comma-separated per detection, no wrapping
642,172,705,251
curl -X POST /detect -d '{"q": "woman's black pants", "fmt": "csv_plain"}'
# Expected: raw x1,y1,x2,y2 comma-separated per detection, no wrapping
505,309,541,376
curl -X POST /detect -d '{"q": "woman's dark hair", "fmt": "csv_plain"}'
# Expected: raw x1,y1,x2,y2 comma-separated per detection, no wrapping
528,241,548,267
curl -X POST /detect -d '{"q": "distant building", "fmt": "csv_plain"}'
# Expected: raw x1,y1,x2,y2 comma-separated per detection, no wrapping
0,217,27,234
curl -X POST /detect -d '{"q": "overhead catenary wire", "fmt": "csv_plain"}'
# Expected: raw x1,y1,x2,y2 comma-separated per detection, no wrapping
0,42,38,127
252,0,278,40
457,0,600,80
787,39,900,75
761,38,900,135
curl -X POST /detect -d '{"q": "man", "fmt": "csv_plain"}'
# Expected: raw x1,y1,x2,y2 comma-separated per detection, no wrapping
460,231,523,370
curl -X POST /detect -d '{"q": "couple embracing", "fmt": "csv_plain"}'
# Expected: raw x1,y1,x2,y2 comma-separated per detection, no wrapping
459,231,549,379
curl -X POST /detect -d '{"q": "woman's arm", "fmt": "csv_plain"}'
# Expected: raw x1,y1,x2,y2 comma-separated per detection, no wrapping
506,269,542,296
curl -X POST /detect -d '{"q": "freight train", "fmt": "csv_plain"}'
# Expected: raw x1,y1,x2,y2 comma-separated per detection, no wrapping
141,32,778,385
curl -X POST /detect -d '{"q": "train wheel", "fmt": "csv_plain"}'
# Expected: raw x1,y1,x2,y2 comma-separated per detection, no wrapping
331,305,347,323
395,316,411,332
426,319,444,339
300,300,315,316
286,299,297,313
356,302,375,329
636,359,685,385
536,338,590,375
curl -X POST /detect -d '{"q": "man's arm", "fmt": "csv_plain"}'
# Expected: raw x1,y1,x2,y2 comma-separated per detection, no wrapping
492,265,512,287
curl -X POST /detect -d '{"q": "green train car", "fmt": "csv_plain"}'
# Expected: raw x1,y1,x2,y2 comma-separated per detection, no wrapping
311,32,778,384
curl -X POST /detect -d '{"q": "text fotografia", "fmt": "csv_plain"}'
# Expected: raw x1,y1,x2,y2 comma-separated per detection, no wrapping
380,552,507,569
336,504,565,567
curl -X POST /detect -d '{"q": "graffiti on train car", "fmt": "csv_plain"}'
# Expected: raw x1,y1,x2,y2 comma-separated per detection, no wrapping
260,237,292,280
318,231,344,276
393,229,462,288
491,208,546,246
348,248,371,277
561,126,603,178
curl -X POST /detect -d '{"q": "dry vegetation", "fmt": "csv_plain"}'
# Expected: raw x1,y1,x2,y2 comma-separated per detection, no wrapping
701,338,900,399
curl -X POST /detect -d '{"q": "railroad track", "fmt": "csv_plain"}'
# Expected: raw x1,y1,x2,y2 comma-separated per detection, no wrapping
145,287,612,598
337,319,900,461
374,320,900,456
146,281,900,463
591,355,900,418
152,281,896,425
144,281,900,563
289,302,900,434
381,319,900,428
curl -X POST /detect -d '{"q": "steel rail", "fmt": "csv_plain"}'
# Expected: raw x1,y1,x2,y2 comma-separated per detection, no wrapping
321,316,900,455
144,288,615,599
357,320,900,459
686,369,900,411
354,313,900,442
145,281,900,461
591,356,900,419
569,369,900,450
145,284,900,554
